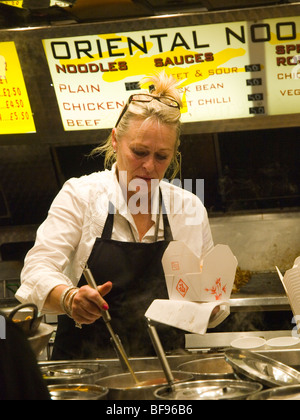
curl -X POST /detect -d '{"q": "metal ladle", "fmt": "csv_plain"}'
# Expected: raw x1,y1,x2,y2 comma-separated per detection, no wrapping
147,318,175,389
83,266,139,384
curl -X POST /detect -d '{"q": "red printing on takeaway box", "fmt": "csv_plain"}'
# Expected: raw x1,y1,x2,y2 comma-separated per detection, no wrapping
205,277,227,300
176,278,189,297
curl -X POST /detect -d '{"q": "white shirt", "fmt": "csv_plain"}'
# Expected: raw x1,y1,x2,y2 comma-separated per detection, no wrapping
16,165,214,313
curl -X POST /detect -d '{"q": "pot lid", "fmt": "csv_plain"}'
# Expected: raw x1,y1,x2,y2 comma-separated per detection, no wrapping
247,384,300,400
247,385,300,401
225,349,300,388
40,362,107,381
154,380,263,400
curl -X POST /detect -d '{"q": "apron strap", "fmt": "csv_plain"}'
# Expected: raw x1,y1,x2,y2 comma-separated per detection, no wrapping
101,202,114,240
162,211,173,242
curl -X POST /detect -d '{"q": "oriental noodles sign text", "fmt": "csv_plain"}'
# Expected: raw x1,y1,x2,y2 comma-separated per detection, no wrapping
43,16,300,131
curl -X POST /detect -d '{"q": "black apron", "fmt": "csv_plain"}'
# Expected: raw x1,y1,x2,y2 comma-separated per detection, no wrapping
51,200,184,360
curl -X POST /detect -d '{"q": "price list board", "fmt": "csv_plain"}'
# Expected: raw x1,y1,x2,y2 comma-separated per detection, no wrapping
0,41,36,134
42,15,300,131
0,1,24,8
0,1,70,8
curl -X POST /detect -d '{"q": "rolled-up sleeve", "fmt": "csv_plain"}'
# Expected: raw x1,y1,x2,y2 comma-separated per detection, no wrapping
15,179,87,313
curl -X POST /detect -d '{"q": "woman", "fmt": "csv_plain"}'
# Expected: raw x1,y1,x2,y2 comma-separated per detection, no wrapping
16,71,214,359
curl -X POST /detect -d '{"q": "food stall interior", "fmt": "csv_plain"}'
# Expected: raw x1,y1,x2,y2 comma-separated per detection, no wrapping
0,0,300,367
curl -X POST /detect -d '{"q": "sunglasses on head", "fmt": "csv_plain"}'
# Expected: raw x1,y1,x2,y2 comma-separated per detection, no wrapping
115,93,180,127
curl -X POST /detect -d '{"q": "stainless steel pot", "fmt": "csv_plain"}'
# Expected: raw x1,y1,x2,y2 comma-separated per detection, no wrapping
8,303,43,337
177,356,235,380
154,379,263,400
28,323,54,357
39,361,108,385
1,304,53,356
96,370,193,400
48,384,108,400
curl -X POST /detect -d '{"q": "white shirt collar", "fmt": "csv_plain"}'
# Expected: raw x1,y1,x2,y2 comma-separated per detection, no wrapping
108,163,164,234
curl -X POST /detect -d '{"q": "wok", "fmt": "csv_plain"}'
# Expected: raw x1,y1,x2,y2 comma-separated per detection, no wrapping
8,303,43,337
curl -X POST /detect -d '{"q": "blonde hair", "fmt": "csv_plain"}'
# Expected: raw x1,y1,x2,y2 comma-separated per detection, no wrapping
91,71,182,179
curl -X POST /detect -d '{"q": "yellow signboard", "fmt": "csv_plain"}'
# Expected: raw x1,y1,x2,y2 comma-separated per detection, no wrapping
43,16,300,131
0,1,69,7
0,1,24,8
0,41,36,134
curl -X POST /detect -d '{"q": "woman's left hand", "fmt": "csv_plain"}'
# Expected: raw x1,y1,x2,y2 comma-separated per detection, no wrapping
210,305,220,320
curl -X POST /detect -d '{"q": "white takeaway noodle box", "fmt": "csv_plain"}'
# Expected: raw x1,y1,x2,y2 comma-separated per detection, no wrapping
163,242,238,303
145,242,238,334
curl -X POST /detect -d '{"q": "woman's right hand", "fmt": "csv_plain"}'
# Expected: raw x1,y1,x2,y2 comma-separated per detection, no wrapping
71,282,113,325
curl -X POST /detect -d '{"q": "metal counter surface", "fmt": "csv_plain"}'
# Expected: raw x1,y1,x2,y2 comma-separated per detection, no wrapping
230,271,289,311
38,344,300,372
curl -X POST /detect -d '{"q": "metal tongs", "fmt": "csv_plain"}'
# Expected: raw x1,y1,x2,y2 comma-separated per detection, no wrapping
83,265,139,384
147,318,175,390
